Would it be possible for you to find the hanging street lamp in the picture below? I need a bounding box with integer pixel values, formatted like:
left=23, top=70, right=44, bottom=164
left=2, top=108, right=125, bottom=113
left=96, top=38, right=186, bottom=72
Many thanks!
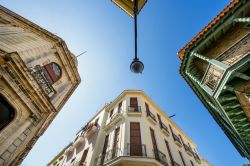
left=111, top=0, right=147, bottom=74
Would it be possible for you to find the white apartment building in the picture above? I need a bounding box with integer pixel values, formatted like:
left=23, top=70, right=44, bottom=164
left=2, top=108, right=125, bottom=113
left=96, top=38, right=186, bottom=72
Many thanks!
left=48, top=90, right=208, bottom=166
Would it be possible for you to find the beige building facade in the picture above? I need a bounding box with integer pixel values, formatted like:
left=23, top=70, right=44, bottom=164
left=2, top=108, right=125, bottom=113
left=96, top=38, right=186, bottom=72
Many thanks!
left=48, top=90, right=208, bottom=166
left=0, top=5, right=80, bottom=165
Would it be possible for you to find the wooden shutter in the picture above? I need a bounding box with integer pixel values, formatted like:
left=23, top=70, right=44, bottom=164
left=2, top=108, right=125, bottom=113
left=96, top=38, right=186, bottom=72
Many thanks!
left=110, top=109, right=114, bottom=117
left=130, top=122, right=142, bottom=156
left=130, top=97, right=138, bottom=112
left=94, top=118, right=99, bottom=126
left=145, top=102, right=150, bottom=115
left=169, top=125, right=175, bottom=140
left=179, top=151, right=186, bottom=166
left=179, top=134, right=184, bottom=144
left=190, top=160, right=194, bottom=166
left=157, top=114, right=163, bottom=128
left=118, top=102, right=122, bottom=113
left=80, top=148, right=89, bottom=163
left=165, top=140, right=174, bottom=166
left=100, top=134, right=109, bottom=164
left=150, top=128, right=159, bottom=160
left=112, top=127, right=120, bottom=158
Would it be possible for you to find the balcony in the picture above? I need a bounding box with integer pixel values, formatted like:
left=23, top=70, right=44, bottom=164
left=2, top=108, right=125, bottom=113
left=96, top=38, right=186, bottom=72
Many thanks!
left=64, top=145, right=74, bottom=160
left=201, top=65, right=224, bottom=91
left=160, top=123, right=170, bottom=136
left=73, top=135, right=85, bottom=148
left=85, top=123, right=98, bottom=139
left=127, top=106, right=142, bottom=116
left=153, top=149, right=169, bottom=166
left=104, top=148, right=123, bottom=164
left=96, top=143, right=170, bottom=166
left=104, top=112, right=124, bottom=131
left=217, top=33, right=250, bottom=66
left=183, top=144, right=193, bottom=157
left=173, top=134, right=182, bottom=147
left=146, top=110, right=157, bottom=125
left=193, top=152, right=201, bottom=164
left=95, top=147, right=123, bottom=166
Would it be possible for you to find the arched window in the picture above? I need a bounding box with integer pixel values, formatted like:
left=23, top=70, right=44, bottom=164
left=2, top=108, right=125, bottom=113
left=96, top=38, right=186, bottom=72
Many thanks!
left=0, top=95, right=15, bottom=131
left=42, top=62, right=62, bottom=84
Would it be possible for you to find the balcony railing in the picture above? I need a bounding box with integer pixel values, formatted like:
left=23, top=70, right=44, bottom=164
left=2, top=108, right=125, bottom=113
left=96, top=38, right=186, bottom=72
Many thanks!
left=104, top=113, right=124, bottom=131
left=95, top=144, right=171, bottom=166
left=75, top=160, right=87, bottom=166
left=193, top=152, right=201, bottom=163
left=110, top=112, right=122, bottom=121
left=183, top=144, right=193, bottom=156
left=160, top=123, right=170, bottom=136
left=146, top=110, right=157, bottom=122
left=153, top=149, right=168, bottom=166
left=95, top=144, right=147, bottom=166
left=31, top=65, right=56, bottom=97
left=127, top=143, right=147, bottom=157
left=200, top=34, right=250, bottom=92
left=103, top=148, right=123, bottom=164
left=202, top=65, right=223, bottom=91
left=128, top=106, right=141, bottom=113
left=65, top=145, right=74, bottom=160
left=73, top=135, right=85, bottom=148
left=173, top=134, right=182, bottom=147
left=217, top=33, right=250, bottom=66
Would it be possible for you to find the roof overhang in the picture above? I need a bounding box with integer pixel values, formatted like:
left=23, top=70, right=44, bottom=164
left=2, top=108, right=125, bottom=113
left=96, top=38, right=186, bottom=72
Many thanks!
left=111, top=0, right=147, bottom=17
left=177, top=0, right=241, bottom=61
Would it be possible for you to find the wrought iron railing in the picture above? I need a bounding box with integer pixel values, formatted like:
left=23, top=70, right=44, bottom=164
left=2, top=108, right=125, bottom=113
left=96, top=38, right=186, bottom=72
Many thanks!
left=193, top=152, right=201, bottom=162
left=127, top=143, right=147, bottom=157
left=31, top=65, right=56, bottom=97
left=217, top=33, right=250, bottom=66
left=201, top=33, right=250, bottom=91
left=153, top=149, right=168, bottom=166
left=95, top=144, right=171, bottom=166
left=146, top=110, right=157, bottom=122
left=183, top=144, right=193, bottom=155
left=103, top=148, right=122, bottom=164
left=202, top=65, right=223, bottom=91
left=160, top=122, right=169, bottom=133
left=75, top=161, right=87, bottom=166
left=110, top=112, right=122, bottom=121
left=173, top=134, right=182, bottom=145
left=80, top=123, right=88, bottom=133
left=95, top=144, right=146, bottom=166
left=128, top=106, right=141, bottom=113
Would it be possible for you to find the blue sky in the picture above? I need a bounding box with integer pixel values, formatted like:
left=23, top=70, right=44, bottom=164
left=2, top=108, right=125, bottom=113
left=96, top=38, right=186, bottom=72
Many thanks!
left=1, top=0, right=248, bottom=166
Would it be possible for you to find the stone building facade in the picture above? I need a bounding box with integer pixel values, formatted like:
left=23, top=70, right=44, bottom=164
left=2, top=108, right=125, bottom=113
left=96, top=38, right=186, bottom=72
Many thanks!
left=48, top=90, right=208, bottom=166
left=178, top=0, right=250, bottom=160
left=0, top=5, right=80, bottom=165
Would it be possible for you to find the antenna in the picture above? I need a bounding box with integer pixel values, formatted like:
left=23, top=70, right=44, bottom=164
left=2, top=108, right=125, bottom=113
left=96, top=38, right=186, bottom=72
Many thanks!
left=76, top=51, right=87, bottom=58
left=169, top=114, right=176, bottom=119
